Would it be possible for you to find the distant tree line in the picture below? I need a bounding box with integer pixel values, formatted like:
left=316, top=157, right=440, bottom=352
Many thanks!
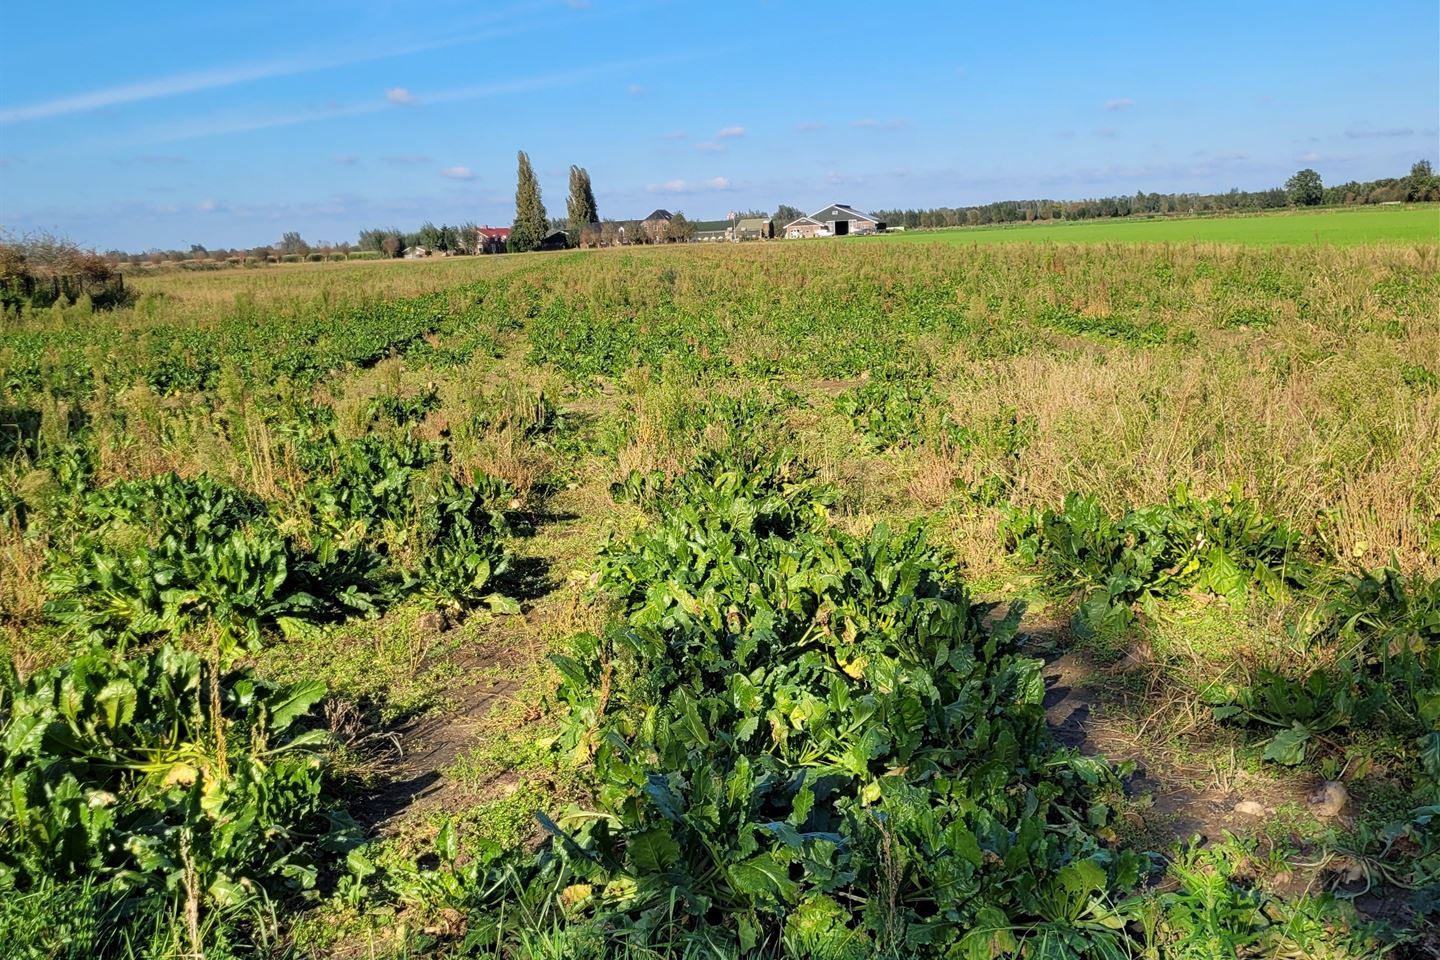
left=87, top=160, right=1438, bottom=263
left=875, top=161, right=1439, bottom=230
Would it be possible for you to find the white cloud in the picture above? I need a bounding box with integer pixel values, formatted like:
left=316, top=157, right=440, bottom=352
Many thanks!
left=441, top=165, right=475, bottom=180
left=647, top=176, right=732, bottom=194
left=1297, top=151, right=1321, bottom=162
left=196, top=199, right=218, bottom=212
left=696, top=141, right=725, bottom=153
left=627, top=83, right=645, bottom=95
left=386, top=87, right=417, bottom=105
left=716, top=125, right=745, bottom=138
left=850, top=118, right=908, bottom=129
left=1094, top=127, right=1119, bottom=138
left=662, top=130, right=688, bottom=140
left=1104, top=98, right=1135, bottom=110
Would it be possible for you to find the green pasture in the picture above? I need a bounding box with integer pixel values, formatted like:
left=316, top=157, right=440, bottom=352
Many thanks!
left=876, top=203, right=1439, bottom=246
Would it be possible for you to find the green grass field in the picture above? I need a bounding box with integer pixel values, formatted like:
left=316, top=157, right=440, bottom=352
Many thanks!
left=877, top=203, right=1440, bottom=246
left=2, top=240, right=1438, bottom=957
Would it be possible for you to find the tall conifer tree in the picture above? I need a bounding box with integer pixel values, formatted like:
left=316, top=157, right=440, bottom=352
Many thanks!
left=567, top=165, right=599, bottom=245
left=510, top=150, right=547, bottom=252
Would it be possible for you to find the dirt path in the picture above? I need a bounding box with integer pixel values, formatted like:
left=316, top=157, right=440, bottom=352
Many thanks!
left=1026, top=618, right=1311, bottom=847
left=354, top=490, right=605, bottom=831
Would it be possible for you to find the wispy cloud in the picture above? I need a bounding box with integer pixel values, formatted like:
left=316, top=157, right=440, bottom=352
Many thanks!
left=1104, top=98, right=1135, bottom=110
left=386, top=87, right=417, bottom=106
left=715, top=125, right=745, bottom=138
left=441, top=165, right=476, bottom=180
left=1344, top=126, right=1413, bottom=139
left=627, top=83, right=645, bottom=95
left=142, top=100, right=389, bottom=144
left=695, top=141, right=725, bottom=153
left=332, top=154, right=359, bottom=166
left=661, top=130, right=688, bottom=140
left=850, top=117, right=908, bottom=129
left=1094, top=127, right=1119, bottom=138
left=382, top=154, right=431, bottom=165
left=0, top=4, right=581, bottom=126
left=113, top=154, right=187, bottom=166
left=796, top=121, right=824, bottom=131
left=0, top=59, right=329, bottom=125
left=134, top=55, right=696, bottom=145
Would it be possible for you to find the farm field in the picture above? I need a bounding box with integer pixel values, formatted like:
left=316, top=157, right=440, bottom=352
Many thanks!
left=876, top=203, right=1440, bottom=247
left=2, top=239, right=1439, bottom=958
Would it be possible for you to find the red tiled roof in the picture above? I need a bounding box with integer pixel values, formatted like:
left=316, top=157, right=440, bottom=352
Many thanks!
left=477, top=226, right=511, bottom=239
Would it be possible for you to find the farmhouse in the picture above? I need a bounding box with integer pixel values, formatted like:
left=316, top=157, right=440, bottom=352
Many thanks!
left=735, top=217, right=774, bottom=241
left=639, top=208, right=673, bottom=243
left=782, top=203, right=885, bottom=238
left=782, top=217, right=824, bottom=239
left=538, top=229, right=569, bottom=251
left=476, top=225, right=510, bottom=254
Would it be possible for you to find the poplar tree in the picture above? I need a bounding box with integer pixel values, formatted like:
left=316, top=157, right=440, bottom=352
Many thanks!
left=510, top=150, right=547, bottom=252
left=566, top=165, right=599, bottom=246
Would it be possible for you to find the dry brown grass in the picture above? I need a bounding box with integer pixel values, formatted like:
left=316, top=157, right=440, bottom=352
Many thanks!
left=0, top=513, right=45, bottom=628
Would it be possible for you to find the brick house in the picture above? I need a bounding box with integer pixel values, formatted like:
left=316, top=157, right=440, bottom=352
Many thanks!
left=782, top=203, right=885, bottom=238
left=476, top=225, right=511, bottom=254
left=782, top=216, right=825, bottom=239
left=640, top=209, right=673, bottom=243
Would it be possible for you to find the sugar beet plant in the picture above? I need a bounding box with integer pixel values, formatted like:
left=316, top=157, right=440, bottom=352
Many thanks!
left=523, top=454, right=1142, bottom=957
left=0, top=644, right=353, bottom=957
left=1003, top=486, right=1309, bottom=639
left=1212, top=567, right=1440, bottom=780
left=3, top=408, right=521, bottom=951
left=39, top=432, right=517, bottom=652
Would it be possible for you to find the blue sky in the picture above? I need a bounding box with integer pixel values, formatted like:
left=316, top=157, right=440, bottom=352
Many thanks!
left=1, top=1, right=1436, bottom=251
